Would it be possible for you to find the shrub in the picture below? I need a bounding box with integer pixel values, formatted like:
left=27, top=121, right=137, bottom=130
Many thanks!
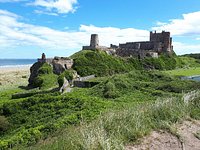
left=33, top=76, right=43, bottom=88
left=33, top=74, right=58, bottom=89
left=58, top=75, right=64, bottom=87
left=31, top=63, right=58, bottom=89
left=57, top=70, right=75, bottom=87
left=38, top=63, right=53, bottom=75
left=0, top=116, right=10, bottom=132
left=103, top=81, right=119, bottom=98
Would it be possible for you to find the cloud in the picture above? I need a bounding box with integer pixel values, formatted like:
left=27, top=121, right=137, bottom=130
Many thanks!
left=153, top=11, right=200, bottom=36
left=0, top=9, right=199, bottom=56
left=30, top=0, right=78, bottom=14
left=0, top=0, right=27, bottom=2
left=0, top=10, right=149, bottom=52
left=173, top=42, right=200, bottom=55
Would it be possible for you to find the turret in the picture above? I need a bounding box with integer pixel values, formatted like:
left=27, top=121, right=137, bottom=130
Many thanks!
left=90, top=34, right=99, bottom=48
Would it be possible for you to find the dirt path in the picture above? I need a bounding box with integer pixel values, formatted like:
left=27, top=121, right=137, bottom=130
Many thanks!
left=126, top=120, right=200, bottom=150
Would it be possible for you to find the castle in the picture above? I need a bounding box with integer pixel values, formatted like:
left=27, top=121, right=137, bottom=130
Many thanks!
left=82, top=31, right=174, bottom=58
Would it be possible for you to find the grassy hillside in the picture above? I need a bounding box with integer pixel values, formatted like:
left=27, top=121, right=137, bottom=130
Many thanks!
left=29, top=91, right=200, bottom=150
left=71, top=50, right=129, bottom=77
left=71, top=50, right=200, bottom=77
left=1, top=69, right=200, bottom=149
left=165, top=67, right=200, bottom=76
left=182, top=53, right=200, bottom=60
left=1, top=51, right=200, bottom=149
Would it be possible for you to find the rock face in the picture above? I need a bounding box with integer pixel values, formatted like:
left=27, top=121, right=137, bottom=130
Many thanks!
left=59, top=77, right=70, bottom=93
left=28, top=56, right=74, bottom=86
left=52, top=57, right=74, bottom=74
left=28, top=62, right=43, bottom=86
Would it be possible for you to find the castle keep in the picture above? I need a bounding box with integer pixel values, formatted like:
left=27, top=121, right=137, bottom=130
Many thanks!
left=82, top=34, right=110, bottom=51
left=82, top=31, right=174, bottom=58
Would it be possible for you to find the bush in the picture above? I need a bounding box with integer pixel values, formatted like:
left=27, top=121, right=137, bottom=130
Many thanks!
left=31, top=63, right=58, bottom=89
left=103, top=81, right=119, bottom=98
left=57, top=70, right=75, bottom=87
left=58, top=75, right=64, bottom=87
left=38, top=63, right=53, bottom=75
left=0, top=116, right=10, bottom=132
left=33, top=74, right=58, bottom=89
left=33, top=76, right=43, bottom=88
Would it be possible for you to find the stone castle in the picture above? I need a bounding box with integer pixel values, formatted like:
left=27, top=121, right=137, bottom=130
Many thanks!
left=83, top=31, right=174, bottom=58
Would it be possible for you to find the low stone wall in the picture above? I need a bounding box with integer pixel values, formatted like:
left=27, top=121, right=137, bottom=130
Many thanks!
left=73, top=81, right=99, bottom=88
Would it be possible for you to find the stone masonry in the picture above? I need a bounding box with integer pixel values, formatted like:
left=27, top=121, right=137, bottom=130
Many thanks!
left=83, top=31, right=174, bottom=58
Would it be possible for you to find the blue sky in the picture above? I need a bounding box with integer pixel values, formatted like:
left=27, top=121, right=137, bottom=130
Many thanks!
left=0, top=0, right=200, bottom=58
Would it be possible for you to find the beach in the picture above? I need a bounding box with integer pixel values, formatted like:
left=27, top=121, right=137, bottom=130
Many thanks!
left=0, top=65, right=31, bottom=88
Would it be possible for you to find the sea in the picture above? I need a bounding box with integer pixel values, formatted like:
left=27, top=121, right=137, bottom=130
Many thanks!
left=182, top=75, right=200, bottom=82
left=0, top=59, right=37, bottom=68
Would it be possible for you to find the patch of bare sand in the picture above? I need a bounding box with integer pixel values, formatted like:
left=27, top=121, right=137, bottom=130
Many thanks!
left=126, top=120, right=200, bottom=150
left=0, top=66, right=30, bottom=87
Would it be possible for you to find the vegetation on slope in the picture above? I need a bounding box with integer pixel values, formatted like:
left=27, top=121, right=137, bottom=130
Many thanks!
left=182, top=53, right=200, bottom=60
left=72, top=50, right=128, bottom=77
left=1, top=51, right=200, bottom=149
left=71, top=50, right=200, bottom=77
left=29, top=91, right=200, bottom=150
left=165, top=67, right=200, bottom=76
left=57, top=69, right=76, bottom=87
left=32, top=63, right=58, bottom=89
left=1, top=70, right=200, bottom=149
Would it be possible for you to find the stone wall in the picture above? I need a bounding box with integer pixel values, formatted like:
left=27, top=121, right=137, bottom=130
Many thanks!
left=83, top=31, right=173, bottom=59
left=119, top=41, right=154, bottom=50
left=37, top=55, right=74, bottom=75
left=73, top=81, right=99, bottom=88
left=117, top=31, right=173, bottom=57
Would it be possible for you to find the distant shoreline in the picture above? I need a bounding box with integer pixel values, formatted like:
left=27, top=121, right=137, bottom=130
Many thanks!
left=0, top=64, right=32, bottom=68
left=0, top=65, right=30, bottom=74
left=0, top=59, right=36, bottom=68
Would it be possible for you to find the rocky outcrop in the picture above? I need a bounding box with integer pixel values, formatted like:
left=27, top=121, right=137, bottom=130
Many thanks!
left=28, top=62, right=43, bottom=86
left=52, top=57, right=73, bottom=74
left=59, top=77, right=71, bottom=93
left=28, top=56, right=74, bottom=86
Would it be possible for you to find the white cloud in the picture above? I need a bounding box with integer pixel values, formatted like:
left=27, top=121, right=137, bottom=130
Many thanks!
left=153, top=11, right=200, bottom=36
left=1, top=9, right=199, bottom=56
left=34, top=9, right=58, bottom=16
left=173, top=42, right=200, bottom=55
left=31, top=0, right=78, bottom=14
left=0, top=9, right=149, bottom=53
left=0, top=0, right=27, bottom=2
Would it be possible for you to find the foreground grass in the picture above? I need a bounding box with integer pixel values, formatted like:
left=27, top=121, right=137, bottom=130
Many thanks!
left=165, top=67, right=200, bottom=76
left=1, top=70, right=200, bottom=149
left=28, top=90, right=200, bottom=150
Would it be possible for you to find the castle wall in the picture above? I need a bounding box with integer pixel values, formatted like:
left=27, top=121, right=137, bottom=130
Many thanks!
left=37, top=58, right=53, bottom=63
left=119, top=41, right=154, bottom=50
left=82, top=31, right=173, bottom=59
left=150, top=31, right=172, bottom=52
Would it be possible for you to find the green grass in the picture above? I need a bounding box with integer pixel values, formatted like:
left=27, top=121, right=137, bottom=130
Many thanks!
left=27, top=90, right=200, bottom=150
left=164, top=67, right=200, bottom=76
left=1, top=70, right=200, bottom=149
left=1, top=53, right=200, bottom=149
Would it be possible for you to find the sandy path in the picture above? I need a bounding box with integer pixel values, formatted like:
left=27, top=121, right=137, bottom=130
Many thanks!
left=126, top=120, right=200, bottom=150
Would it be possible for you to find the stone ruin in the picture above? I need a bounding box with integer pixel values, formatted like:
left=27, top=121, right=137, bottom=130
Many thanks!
left=29, top=54, right=74, bottom=87
left=82, top=34, right=116, bottom=55
left=82, top=31, right=174, bottom=58
left=37, top=54, right=74, bottom=74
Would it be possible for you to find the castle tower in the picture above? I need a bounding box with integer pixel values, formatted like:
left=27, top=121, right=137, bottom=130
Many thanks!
left=150, top=31, right=172, bottom=53
left=90, top=34, right=99, bottom=48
